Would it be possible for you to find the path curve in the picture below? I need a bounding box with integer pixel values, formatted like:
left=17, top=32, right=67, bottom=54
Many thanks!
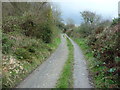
left=66, top=34, right=92, bottom=88
left=17, top=34, right=68, bottom=88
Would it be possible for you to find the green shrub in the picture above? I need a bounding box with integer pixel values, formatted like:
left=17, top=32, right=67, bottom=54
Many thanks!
left=34, top=23, right=53, bottom=43
left=2, top=16, right=23, bottom=33
left=111, top=18, right=120, bottom=26
left=78, top=23, right=92, bottom=37
left=28, top=46, right=36, bottom=53
left=2, top=33, right=14, bottom=54
left=3, top=16, right=54, bottom=44
left=20, top=17, right=53, bottom=43
left=14, top=48, right=32, bottom=60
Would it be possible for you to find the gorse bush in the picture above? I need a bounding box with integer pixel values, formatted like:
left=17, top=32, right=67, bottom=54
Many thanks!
left=111, top=18, right=120, bottom=26
left=2, top=2, right=58, bottom=44
left=2, top=33, right=14, bottom=54
left=35, top=23, right=53, bottom=43
left=86, top=19, right=120, bottom=87
left=28, top=46, right=36, bottom=53
left=2, top=17, right=22, bottom=33
left=2, top=16, right=54, bottom=43
left=14, top=48, right=32, bottom=60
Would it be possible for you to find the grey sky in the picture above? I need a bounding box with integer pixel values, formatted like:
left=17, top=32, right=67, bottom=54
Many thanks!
left=52, top=0, right=120, bottom=25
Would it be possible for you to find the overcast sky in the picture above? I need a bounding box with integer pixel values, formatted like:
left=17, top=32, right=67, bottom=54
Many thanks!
left=51, top=0, right=120, bottom=25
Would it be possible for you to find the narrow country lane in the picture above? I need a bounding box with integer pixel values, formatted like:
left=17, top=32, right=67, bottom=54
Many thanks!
left=17, top=34, right=68, bottom=88
left=66, top=34, right=93, bottom=88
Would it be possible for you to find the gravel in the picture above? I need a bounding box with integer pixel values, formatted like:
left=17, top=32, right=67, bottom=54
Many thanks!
left=66, top=34, right=93, bottom=88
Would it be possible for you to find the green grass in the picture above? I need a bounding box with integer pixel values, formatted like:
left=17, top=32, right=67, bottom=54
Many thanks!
left=56, top=38, right=74, bottom=88
left=73, top=38, right=118, bottom=88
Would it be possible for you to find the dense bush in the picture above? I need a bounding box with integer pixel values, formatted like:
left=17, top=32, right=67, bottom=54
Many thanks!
left=35, top=23, right=53, bottom=43
left=14, top=48, right=32, bottom=60
left=88, top=23, right=120, bottom=61
left=2, top=33, right=14, bottom=54
left=2, top=2, right=58, bottom=44
left=111, top=18, right=120, bottom=26
left=2, top=16, right=54, bottom=43
left=67, top=10, right=120, bottom=87
left=88, top=23, right=120, bottom=87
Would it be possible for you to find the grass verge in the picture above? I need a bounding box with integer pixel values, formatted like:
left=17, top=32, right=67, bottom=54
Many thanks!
left=56, top=37, right=74, bottom=88
left=73, top=38, right=118, bottom=88
left=2, top=33, right=61, bottom=88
